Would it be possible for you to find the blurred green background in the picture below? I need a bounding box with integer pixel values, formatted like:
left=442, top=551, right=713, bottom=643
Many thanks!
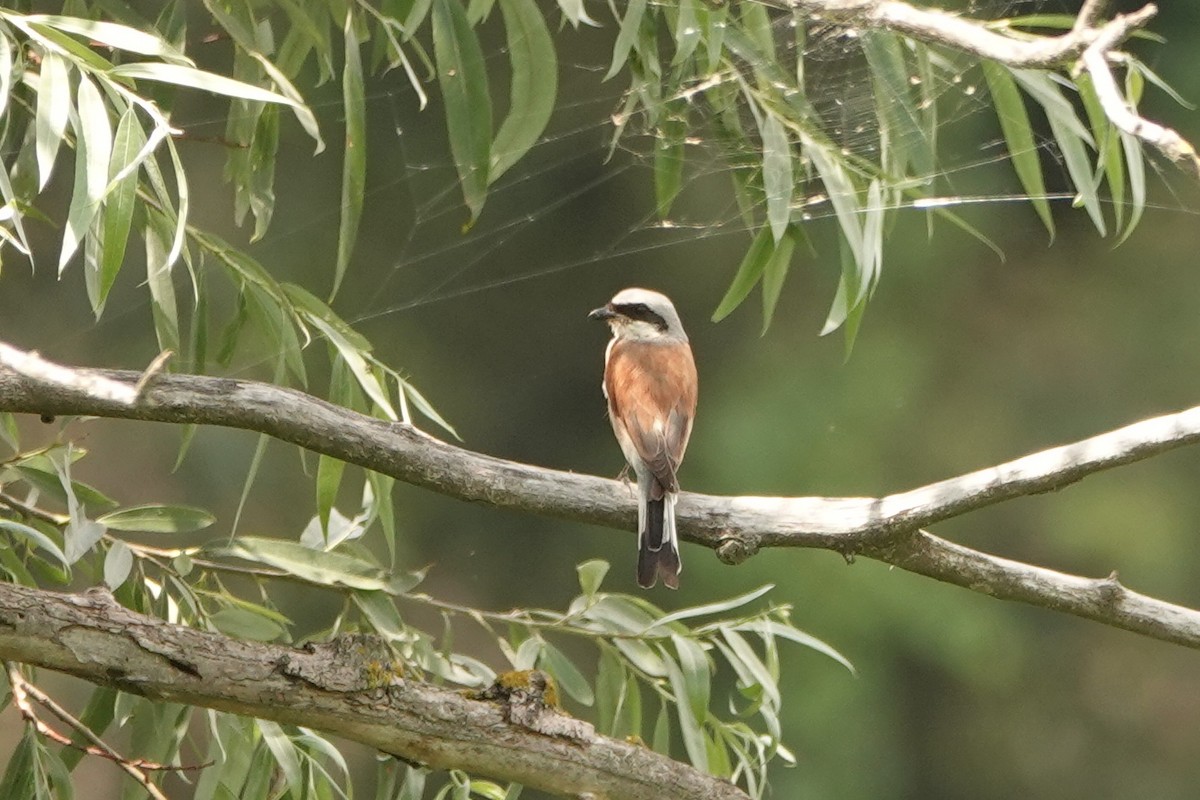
left=4, top=1, right=1200, bottom=797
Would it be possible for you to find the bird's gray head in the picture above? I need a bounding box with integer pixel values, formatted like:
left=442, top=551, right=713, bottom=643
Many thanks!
left=588, top=288, right=688, bottom=342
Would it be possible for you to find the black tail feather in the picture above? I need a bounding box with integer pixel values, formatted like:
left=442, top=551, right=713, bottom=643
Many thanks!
left=637, top=497, right=680, bottom=589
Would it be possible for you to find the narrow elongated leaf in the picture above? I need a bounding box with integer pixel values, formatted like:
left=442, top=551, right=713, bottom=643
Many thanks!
left=538, top=643, right=594, bottom=705
left=216, top=536, right=405, bottom=593
left=605, top=0, right=645, bottom=80
left=60, top=75, right=112, bottom=275
left=1118, top=131, right=1145, bottom=244
left=433, top=0, right=492, bottom=221
left=761, top=225, right=798, bottom=333
left=758, top=112, right=791, bottom=243
left=663, top=644, right=708, bottom=770
left=712, top=226, right=773, bottom=321
left=0, top=519, right=68, bottom=566
left=103, top=540, right=133, bottom=589
left=98, top=107, right=144, bottom=309
left=981, top=61, right=1053, bottom=238
left=0, top=31, right=13, bottom=120
left=648, top=585, right=775, bottom=630
left=333, top=11, right=366, bottom=300
left=35, top=51, right=70, bottom=190
left=490, top=0, right=556, bottom=182
left=316, top=454, right=346, bottom=532
left=97, top=504, right=216, bottom=533
left=1047, top=110, right=1105, bottom=235
left=26, top=15, right=192, bottom=63
left=655, top=114, right=685, bottom=217
left=111, top=62, right=299, bottom=106
left=145, top=214, right=181, bottom=353
left=673, top=0, right=700, bottom=65
left=804, top=135, right=864, bottom=265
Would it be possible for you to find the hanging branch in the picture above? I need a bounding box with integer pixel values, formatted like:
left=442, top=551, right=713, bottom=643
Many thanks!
left=790, top=0, right=1200, bottom=177
left=2, top=350, right=1200, bottom=647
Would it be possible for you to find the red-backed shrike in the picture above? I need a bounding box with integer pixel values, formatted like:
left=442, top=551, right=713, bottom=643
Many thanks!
left=590, top=288, right=697, bottom=589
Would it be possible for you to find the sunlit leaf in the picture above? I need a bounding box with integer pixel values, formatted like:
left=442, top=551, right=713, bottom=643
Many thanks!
left=758, top=112, right=791, bottom=243
left=103, top=540, right=134, bottom=589
left=61, top=75, right=113, bottom=275
left=111, top=62, right=300, bottom=106
left=26, top=14, right=192, bottom=63
left=211, top=606, right=286, bottom=641
left=216, top=536, right=412, bottom=593
left=35, top=51, right=70, bottom=191
left=97, top=504, right=216, bottom=533
left=97, top=107, right=145, bottom=310
left=0, top=519, right=68, bottom=567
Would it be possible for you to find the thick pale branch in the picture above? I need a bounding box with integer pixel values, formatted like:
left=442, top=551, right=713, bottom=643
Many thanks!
left=0, top=583, right=746, bottom=800
left=2, top=359, right=1200, bottom=647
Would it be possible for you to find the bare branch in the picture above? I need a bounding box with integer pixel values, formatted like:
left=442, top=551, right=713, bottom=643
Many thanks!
left=2, top=356, right=1200, bottom=646
left=5, top=661, right=170, bottom=800
left=0, top=584, right=746, bottom=800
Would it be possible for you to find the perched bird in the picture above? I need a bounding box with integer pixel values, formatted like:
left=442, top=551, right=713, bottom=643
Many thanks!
left=589, top=288, right=697, bottom=589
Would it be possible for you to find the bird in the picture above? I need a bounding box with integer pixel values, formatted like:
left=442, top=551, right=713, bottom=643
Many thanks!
left=589, top=288, right=697, bottom=589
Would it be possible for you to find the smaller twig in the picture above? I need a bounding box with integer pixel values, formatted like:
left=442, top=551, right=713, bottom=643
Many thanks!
left=4, top=663, right=171, bottom=800
left=1082, top=23, right=1200, bottom=178
left=0, top=492, right=68, bottom=526
left=134, top=351, right=174, bottom=399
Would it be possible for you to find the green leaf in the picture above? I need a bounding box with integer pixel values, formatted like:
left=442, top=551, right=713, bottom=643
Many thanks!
left=804, top=135, right=864, bottom=267
left=655, top=113, right=686, bottom=217
left=672, top=0, right=701, bottom=65
left=26, top=14, right=192, bottom=63
left=761, top=225, right=797, bottom=333
left=110, top=63, right=300, bottom=106
left=0, top=519, right=68, bottom=567
left=712, top=226, right=773, bottom=321
left=758, top=112, right=792, bottom=244
left=649, top=585, right=775, bottom=630
left=144, top=213, right=181, bottom=353
left=1118, top=131, right=1145, bottom=245
left=663, top=643, right=707, bottom=770
left=671, top=634, right=711, bottom=723
left=538, top=643, right=594, bottom=705
left=216, top=536, right=410, bottom=593
left=1047, top=107, right=1105, bottom=236
left=97, top=504, right=216, bottom=533
left=35, top=51, right=70, bottom=191
left=333, top=11, right=366, bottom=300
left=316, top=455, right=346, bottom=534
left=576, top=559, right=609, bottom=597
left=257, top=720, right=304, bottom=792
left=555, top=0, right=598, bottom=28
left=211, top=605, right=287, bottom=641
left=97, top=107, right=145, bottom=311
left=744, top=618, right=856, bottom=674
left=60, top=687, right=117, bottom=770
left=60, top=75, right=113, bottom=275
left=981, top=61, right=1054, bottom=238
left=433, top=0, right=492, bottom=222
left=103, top=540, right=133, bottom=589
left=489, top=0, right=556, bottom=183
left=605, top=0, right=645, bottom=81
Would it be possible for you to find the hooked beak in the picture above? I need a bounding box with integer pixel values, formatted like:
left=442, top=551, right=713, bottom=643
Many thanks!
left=588, top=305, right=616, bottom=321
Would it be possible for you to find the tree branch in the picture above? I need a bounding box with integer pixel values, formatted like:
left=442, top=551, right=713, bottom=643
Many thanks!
left=2, top=354, right=1200, bottom=647
left=0, top=583, right=747, bottom=800
left=791, top=0, right=1200, bottom=177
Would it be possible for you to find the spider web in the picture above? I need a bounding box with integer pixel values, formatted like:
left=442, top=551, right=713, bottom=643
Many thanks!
left=65, top=0, right=1192, bottom=363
